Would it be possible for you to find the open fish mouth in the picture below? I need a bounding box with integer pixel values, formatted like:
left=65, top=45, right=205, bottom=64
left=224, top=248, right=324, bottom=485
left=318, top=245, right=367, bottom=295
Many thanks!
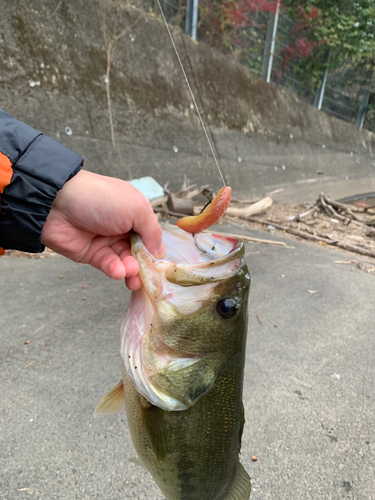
left=120, top=222, right=248, bottom=411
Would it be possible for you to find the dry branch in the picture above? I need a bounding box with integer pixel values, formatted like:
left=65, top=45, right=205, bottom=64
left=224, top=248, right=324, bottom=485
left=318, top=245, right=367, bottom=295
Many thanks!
left=153, top=207, right=188, bottom=218
left=245, top=192, right=375, bottom=260
left=151, top=195, right=168, bottom=208
left=335, top=242, right=375, bottom=259
left=167, top=194, right=194, bottom=215
left=194, top=196, right=273, bottom=219
left=99, top=7, right=142, bottom=149
left=247, top=217, right=337, bottom=245
left=210, top=231, right=292, bottom=248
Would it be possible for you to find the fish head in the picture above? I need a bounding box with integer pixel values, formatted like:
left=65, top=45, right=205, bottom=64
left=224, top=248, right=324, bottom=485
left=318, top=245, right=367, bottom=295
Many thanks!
left=121, top=223, right=250, bottom=411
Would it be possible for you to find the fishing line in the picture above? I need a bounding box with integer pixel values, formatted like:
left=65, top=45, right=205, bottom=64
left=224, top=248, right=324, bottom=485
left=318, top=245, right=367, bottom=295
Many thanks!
left=178, top=31, right=221, bottom=170
left=155, top=0, right=226, bottom=187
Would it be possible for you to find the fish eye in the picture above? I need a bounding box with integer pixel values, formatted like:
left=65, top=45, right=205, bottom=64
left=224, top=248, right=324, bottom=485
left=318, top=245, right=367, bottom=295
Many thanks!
left=216, top=298, right=238, bottom=319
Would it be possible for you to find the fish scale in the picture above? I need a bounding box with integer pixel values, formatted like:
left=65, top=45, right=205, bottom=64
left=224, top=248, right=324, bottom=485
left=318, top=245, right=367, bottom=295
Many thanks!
left=123, top=361, right=248, bottom=500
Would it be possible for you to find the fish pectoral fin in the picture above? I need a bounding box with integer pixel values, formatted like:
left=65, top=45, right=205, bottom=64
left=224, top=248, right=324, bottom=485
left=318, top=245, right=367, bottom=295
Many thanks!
left=150, top=354, right=224, bottom=408
left=94, top=381, right=126, bottom=417
left=225, top=462, right=251, bottom=500
left=140, top=401, right=168, bottom=467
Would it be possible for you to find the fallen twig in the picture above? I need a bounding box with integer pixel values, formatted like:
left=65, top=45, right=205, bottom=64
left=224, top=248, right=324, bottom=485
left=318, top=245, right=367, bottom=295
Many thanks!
left=153, top=207, right=187, bottom=218
left=325, top=196, right=364, bottom=214
left=231, top=197, right=260, bottom=205
left=287, top=205, right=317, bottom=222
left=319, top=194, right=345, bottom=221
left=335, top=242, right=375, bottom=259
left=266, top=188, right=285, bottom=197
left=195, top=197, right=273, bottom=219
left=51, top=0, right=62, bottom=16
left=24, top=360, right=36, bottom=369
left=319, top=194, right=375, bottom=228
left=211, top=230, right=293, bottom=248
left=151, top=195, right=168, bottom=208
left=244, top=193, right=375, bottom=260
left=247, top=217, right=337, bottom=245
left=335, top=260, right=375, bottom=274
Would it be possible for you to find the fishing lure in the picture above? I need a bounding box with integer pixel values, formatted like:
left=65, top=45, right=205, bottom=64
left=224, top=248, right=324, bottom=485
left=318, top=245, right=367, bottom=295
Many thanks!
left=175, top=186, right=232, bottom=233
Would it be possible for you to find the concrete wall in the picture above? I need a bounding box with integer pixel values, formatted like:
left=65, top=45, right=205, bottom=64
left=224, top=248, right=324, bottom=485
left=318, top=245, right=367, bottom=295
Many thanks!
left=1, top=0, right=375, bottom=198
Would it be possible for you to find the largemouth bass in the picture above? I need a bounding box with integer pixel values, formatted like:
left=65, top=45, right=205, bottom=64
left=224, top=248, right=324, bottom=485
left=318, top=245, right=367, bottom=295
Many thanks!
left=96, top=222, right=251, bottom=500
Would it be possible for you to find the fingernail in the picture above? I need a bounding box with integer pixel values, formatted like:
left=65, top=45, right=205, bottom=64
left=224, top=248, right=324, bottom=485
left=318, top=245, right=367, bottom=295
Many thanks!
left=155, top=244, right=167, bottom=259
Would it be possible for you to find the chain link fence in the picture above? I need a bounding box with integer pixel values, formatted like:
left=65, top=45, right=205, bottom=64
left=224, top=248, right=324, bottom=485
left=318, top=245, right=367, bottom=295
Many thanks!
left=135, top=0, right=184, bottom=26
left=133, top=0, right=375, bottom=133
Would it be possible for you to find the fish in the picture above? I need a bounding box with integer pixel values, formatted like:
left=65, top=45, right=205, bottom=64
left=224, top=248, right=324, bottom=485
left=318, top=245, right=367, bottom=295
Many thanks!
left=95, top=222, right=251, bottom=500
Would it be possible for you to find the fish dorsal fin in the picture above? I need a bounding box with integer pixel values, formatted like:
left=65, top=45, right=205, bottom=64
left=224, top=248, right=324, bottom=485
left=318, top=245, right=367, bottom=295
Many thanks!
left=225, top=462, right=251, bottom=500
left=140, top=401, right=168, bottom=466
left=94, top=381, right=126, bottom=417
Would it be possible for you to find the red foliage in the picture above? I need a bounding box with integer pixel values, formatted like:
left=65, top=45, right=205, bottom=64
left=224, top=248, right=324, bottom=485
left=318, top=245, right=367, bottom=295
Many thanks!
left=199, top=0, right=321, bottom=79
left=275, top=37, right=316, bottom=81
left=307, top=6, right=320, bottom=20
left=295, top=4, right=321, bottom=26
left=295, top=37, right=315, bottom=58
left=206, top=0, right=280, bottom=30
left=247, top=0, right=280, bottom=13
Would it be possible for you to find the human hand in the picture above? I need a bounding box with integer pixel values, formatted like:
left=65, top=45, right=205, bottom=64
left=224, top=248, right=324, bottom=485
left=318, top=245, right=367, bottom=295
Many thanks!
left=41, top=170, right=166, bottom=290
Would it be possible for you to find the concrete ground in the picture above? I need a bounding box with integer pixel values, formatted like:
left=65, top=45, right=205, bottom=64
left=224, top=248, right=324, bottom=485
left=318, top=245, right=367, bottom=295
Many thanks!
left=1, top=222, right=374, bottom=500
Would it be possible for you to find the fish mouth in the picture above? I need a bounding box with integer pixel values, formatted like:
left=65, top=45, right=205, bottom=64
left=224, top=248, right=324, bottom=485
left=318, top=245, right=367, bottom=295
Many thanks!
left=120, top=223, right=246, bottom=411
left=157, top=224, right=242, bottom=266
left=133, top=223, right=243, bottom=288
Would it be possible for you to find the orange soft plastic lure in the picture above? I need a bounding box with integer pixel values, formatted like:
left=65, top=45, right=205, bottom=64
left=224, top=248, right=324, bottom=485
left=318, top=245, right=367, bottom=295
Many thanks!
left=175, top=186, right=232, bottom=234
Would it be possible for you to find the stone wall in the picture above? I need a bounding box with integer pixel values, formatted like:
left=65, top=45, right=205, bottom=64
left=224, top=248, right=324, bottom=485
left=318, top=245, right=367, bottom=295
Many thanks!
left=1, top=0, right=374, bottom=196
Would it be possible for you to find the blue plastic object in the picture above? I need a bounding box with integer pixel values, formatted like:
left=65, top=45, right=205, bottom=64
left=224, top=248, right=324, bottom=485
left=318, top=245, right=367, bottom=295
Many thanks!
left=129, top=177, right=165, bottom=202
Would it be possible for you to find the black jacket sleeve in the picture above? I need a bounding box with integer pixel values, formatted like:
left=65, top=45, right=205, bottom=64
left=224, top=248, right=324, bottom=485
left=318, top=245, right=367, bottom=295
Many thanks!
left=0, top=109, right=83, bottom=252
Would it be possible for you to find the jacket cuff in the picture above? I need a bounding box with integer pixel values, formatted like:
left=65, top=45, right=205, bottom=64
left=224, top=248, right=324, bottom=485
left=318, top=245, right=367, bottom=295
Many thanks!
left=0, top=135, right=83, bottom=252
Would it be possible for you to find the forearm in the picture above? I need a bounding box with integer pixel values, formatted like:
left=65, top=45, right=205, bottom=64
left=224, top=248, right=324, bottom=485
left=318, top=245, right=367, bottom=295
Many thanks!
left=0, top=109, right=83, bottom=252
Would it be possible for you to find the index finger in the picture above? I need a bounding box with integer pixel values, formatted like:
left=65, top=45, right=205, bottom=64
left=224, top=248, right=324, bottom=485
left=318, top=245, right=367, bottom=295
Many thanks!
left=132, top=197, right=166, bottom=259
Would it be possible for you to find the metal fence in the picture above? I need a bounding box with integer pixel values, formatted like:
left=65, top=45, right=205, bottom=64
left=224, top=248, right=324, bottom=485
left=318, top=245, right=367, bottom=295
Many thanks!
left=134, top=0, right=375, bottom=133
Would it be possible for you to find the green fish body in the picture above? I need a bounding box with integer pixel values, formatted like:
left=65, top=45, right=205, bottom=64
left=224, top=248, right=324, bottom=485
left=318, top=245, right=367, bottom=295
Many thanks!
left=96, top=223, right=251, bottom=500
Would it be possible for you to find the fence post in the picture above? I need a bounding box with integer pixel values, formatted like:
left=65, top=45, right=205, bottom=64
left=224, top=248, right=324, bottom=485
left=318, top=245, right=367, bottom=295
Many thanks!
left=314, top=49, right=330, bottom=110
left=356, top=70, right=373, bottom=128
left=261, top=0, right=281, bottom=83
left=185, top=0, right=199, bottom=40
